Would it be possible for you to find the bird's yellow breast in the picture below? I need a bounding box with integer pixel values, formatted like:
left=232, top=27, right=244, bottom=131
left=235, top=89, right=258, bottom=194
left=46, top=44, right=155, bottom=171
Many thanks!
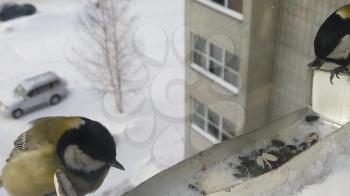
left=336, top=5, right=350, bottom=19
left=2, top=145, right=63, bottom=196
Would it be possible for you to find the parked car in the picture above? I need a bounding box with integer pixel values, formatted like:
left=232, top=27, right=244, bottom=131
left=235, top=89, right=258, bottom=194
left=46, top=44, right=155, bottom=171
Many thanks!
left=0, top=3, right=36, bottom=21
left=0, top=72, right=69, bottom=119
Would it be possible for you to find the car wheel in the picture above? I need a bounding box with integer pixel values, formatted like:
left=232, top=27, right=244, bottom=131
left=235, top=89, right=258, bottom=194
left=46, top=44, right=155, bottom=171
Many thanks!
left=50, top=95, right=62, bottom=105
left=12, top=109, right=23, bottom=119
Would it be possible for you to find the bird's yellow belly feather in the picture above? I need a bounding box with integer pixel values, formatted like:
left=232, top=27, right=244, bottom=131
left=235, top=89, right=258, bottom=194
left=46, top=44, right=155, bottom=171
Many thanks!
left=2, top=145, right=63, bottom=196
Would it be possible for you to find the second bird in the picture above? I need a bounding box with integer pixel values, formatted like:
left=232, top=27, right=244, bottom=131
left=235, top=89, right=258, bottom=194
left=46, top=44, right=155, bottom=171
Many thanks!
left=309, top=4, right=350, bottom=84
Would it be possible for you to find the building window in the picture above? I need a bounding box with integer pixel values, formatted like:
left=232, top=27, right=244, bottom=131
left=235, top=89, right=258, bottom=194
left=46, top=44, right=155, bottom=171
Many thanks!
left=227, top=0, right=242, bottom=13
left=191, top=98, right=235, bottom=142
left=209, top=0, right=243, bottom=13
left=194, top=35, right=206, bottom=52
left=192, top=34, right=240, bottom=90
left=210, top=43, right=223, bottom=61
left=193, top=35, right=207, bottom=69
left=212, top=0, right=224, bottom=6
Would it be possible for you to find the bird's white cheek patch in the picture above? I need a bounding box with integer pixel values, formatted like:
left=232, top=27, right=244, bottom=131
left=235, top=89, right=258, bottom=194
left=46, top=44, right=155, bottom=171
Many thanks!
left=63, top=145, right=105, bottom=173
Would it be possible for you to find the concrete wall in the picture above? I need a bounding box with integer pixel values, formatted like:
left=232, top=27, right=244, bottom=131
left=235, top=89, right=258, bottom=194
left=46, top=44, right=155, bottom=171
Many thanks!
left=187, top=127, right=215, bottom=153
left=184, top=0, right=249, bottom=156
left=185, top=0, right=278, bottom=156
left=244, top=0, right=279, bottom=131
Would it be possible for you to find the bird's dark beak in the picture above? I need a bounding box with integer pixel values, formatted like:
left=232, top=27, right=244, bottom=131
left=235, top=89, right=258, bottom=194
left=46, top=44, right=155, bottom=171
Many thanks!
left=109, top=160, right=125, bottom=171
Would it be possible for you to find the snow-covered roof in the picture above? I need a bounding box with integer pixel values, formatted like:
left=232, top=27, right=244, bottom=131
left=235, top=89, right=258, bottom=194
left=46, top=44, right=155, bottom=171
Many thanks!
left=19, top=71, right=59, bottom=91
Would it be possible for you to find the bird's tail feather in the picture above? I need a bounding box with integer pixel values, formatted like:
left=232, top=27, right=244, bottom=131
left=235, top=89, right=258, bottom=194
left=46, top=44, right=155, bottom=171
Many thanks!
left=308, top=58, right=325, bottom=69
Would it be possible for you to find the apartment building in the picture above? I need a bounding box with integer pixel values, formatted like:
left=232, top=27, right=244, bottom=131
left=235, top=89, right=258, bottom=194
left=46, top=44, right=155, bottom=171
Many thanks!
left=185, top=0, right=349, bottom=157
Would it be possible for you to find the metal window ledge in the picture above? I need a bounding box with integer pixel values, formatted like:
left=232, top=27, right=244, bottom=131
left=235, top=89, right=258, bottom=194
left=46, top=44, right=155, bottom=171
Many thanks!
left=123, top=108, right=344, bottom=196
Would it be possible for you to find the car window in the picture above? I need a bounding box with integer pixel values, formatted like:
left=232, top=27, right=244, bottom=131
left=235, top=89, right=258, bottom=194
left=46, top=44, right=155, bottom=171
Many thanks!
left=27, top=89, right=39, bottom=97
left=26, top=80, right=61, bottom=98
left=14, top=84, right=27, bottom=97
left=49, top=80, right=60, bottom=88
left=38, top=84, right=51, bottom=92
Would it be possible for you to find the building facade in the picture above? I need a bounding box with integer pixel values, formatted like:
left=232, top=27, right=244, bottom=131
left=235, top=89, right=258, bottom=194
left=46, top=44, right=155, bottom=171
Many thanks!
left=185, top=0, right=349, bottom=157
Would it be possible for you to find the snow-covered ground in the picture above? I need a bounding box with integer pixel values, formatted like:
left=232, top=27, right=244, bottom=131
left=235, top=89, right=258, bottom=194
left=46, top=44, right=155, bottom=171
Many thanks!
left=0, top=0, right=184, bottom=195
left=297, top=160, right=350, bottom=196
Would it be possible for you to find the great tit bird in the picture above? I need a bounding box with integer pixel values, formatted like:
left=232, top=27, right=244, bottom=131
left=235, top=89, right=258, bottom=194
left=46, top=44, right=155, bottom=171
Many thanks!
left=309, top=4, right=350, bottom=84
left=0, top=116, right=125, bottom=196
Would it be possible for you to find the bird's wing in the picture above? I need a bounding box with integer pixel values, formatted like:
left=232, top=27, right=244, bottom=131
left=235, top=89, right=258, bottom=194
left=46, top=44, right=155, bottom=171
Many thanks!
left=7, top=128, right=37, bottom=161
left=7, top=117, right=82, bottom=162
left=315, top=6, right=350, bottom=58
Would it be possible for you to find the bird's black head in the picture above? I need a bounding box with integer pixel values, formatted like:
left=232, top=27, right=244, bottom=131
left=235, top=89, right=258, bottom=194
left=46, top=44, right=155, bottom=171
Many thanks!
left=57, top=117, right=125, bottom=173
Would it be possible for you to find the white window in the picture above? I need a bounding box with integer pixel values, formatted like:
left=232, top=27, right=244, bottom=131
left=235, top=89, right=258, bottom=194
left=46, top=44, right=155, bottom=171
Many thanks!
left=193, top=35, right=207, bottom=69
left=192, top=34, right=240, bottom=90
left=210, top=0, right=243, bottom=13
left=191, top=98, right=235, bottom=142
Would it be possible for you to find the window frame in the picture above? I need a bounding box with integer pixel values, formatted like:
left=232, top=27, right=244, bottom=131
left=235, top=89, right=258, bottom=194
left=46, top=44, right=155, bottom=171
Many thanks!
left=226, top=0, right=243, bottom=13
left=196, top=0, right=243, bottom=21
left=191, top=34, right=240, bottom=94
left=191, top=98, right=235, bottom=143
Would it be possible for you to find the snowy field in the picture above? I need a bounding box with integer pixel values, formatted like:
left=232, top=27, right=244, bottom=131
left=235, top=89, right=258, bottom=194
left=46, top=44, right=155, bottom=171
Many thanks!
left=0, top=0, right=185, bottom=195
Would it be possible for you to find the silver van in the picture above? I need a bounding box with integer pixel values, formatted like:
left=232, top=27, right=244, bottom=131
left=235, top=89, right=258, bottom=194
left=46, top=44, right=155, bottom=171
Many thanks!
left=0, top=71, right=69, bottom=118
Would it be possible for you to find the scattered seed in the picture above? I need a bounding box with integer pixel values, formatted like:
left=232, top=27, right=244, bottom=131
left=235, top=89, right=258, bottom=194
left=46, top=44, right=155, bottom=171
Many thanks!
left=271, top=140, right=285, bottom=147
left=305, top=115, right=320, bottom=122
left=188, top=184, right=200, bottom=192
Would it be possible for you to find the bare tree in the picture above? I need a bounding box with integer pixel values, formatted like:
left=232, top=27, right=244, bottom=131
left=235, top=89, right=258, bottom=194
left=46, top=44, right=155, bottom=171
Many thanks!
left=74, top=0, right=142, bottom=113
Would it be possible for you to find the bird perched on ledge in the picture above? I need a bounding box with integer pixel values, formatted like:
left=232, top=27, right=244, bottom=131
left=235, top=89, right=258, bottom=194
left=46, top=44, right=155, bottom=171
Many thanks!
left=309, top=4, right=350, bottom=84
left=0, top=117, right=124, bottom=196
